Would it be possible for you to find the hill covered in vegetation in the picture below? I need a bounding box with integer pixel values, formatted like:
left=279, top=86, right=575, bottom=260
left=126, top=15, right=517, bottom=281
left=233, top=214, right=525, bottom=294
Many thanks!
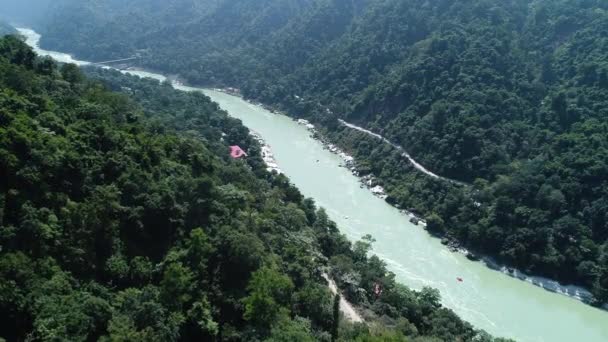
left=0, top=36, right=512, bottom=341
left=33, top=0, right=608, bottom=304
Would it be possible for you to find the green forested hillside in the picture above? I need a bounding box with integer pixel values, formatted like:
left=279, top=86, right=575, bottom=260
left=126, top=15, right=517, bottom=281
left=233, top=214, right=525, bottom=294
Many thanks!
left=36, top=0, right=608, bottom=303
left=0, top=37, right=510, bottom=341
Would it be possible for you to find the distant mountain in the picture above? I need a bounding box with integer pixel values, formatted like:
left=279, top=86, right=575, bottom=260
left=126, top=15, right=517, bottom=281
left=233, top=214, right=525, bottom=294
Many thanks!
left=0, top=0, right=56, bottom=27
left=0, top=21, right=15, bottom=35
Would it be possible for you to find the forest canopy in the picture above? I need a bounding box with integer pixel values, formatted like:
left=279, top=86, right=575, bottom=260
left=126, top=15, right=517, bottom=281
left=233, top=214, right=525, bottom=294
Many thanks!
left=33, top=0, right=608, bottom=304
left=0, top=36, right=510, bottom=341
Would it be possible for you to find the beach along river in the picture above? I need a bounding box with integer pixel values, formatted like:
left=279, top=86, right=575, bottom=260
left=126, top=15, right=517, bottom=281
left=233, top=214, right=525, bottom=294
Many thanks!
left=18, top=27, right=608, bottom=342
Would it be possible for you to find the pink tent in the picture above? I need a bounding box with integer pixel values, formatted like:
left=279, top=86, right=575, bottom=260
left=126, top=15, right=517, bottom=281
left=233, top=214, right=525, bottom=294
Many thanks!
left=230, top=145, right=248, bottom=159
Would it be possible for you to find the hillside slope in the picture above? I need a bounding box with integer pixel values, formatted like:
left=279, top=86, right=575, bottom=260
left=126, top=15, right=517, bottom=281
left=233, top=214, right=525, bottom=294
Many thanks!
left=36, top=0, right=608, bottom=304
left=0, top=36, right=511, bottom=341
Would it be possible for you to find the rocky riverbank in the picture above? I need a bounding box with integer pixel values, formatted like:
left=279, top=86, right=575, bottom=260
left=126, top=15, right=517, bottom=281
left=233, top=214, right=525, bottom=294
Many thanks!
left=306, top=115, right=605, bottom=308
left=295, top=119, right=393, bottom=201
left=213, top=87, right=606, bottom=308
left=293, top=119, right=438, bottom=232
left=249, top=131, right=282, bottom=174
left=482, top=257, right=597, bottom=305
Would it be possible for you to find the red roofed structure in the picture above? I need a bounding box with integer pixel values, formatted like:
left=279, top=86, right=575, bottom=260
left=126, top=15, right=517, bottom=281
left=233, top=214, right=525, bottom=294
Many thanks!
left=230, top=145, right=248, bottom=159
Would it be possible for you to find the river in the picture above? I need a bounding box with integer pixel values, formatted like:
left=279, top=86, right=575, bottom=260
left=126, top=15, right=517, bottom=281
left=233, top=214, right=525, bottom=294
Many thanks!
left=17, top=27, right=608, bottom=342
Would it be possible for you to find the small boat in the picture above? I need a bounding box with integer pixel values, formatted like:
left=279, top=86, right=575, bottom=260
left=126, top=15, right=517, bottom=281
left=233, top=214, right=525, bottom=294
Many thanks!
left=457, top=277, right=463, bottom=282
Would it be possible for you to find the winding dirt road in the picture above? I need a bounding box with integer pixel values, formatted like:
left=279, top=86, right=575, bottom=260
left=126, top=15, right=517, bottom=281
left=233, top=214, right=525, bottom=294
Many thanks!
left=338, top=119, right=465, bottom=186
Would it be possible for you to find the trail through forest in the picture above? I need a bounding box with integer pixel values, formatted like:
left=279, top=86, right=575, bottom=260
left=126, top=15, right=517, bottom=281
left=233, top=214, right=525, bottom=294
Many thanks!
left=322, top=273, right=364, bottom=323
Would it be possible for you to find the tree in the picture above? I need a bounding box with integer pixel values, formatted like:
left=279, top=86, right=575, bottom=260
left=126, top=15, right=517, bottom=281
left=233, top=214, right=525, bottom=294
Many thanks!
left=418, top=287, right=441, bottom=312
left=186, top=299, right=218, bottom=337
left=264, top=317, right=316, bottom=342
left=293, top=283, right=333, bottom=329
left=31, top=274, right=112, bottom=342
left=60, top=63, right=84, bottom=84
left=185, top=228, right=214, bottom=277
left=426, top=213, right=445, bottom=235
left=160, top=262, right=194, bottom=310
left=354, top=234, right=376, bottom=262
left=243, top=267, right=294, bottom=328
left=331, top=294, right=341, bottom=342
